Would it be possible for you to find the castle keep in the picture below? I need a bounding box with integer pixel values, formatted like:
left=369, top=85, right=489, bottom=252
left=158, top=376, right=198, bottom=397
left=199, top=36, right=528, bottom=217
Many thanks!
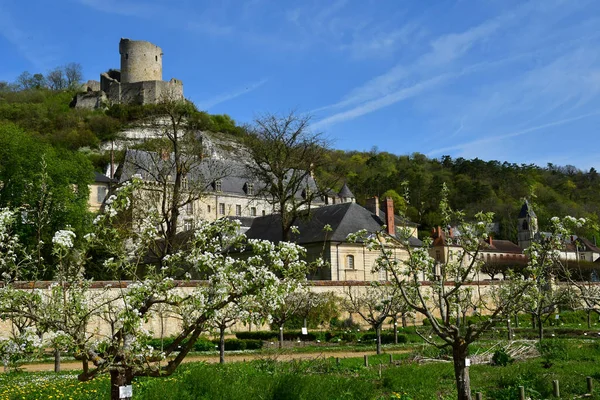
left=75, top=38, right=184, bottom=108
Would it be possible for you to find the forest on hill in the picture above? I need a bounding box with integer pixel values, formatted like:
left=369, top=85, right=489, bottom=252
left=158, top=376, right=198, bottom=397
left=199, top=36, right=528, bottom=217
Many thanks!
left=0, top=83, right=598, bottom=248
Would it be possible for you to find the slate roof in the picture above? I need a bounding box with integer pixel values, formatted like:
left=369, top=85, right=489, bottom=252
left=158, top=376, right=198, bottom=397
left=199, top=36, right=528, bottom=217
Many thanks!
left=338, top=183, right=355, bottom=199
left=245, top=202, right=422, bottom=246
left=94, top=171, right=114, bottom=183
left=118, top=149, right=322, bottom=201
left=518, top=200, right=536, bottom=218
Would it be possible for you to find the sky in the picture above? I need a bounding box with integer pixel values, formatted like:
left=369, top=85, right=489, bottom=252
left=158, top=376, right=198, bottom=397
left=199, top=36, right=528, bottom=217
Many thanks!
left=1, top=0, right=600, bottom=170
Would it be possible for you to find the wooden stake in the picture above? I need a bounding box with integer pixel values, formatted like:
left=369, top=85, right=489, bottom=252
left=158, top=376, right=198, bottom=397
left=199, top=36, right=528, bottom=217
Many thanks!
left=389, top=354, right=393, bottom=364
left=519, top=386, right=525, bottom=400
left=587, top=376, right=593, bottom=394
left=475, top=392, right=483, bottom=400
left=364, top=355, right=369, bottom=367
left=553, top=380, right=560, bottom=397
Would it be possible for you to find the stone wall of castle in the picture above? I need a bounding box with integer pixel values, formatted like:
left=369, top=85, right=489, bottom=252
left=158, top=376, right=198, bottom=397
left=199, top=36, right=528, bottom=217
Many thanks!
left=119, top=39, right=163, bottom=83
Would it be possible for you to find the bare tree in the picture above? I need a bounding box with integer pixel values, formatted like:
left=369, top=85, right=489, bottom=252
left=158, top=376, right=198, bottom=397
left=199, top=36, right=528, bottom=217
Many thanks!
left=345, top=283, right=397, bottom=355
left=64, top=62, right=83, bottom=89
left=121, top=96, right=230, bottom=264
left=244, top=112, right=332, bottom=241
left=46, top=68, right=66, bottom=90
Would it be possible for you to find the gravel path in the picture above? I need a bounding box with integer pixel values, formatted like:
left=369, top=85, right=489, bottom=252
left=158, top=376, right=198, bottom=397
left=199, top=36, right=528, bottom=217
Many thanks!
left=15, top=349, right=411, bottom=372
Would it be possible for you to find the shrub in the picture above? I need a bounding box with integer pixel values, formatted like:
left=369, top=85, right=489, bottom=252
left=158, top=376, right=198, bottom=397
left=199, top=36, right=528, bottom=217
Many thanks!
left=491, top=348, right=514, bottom=366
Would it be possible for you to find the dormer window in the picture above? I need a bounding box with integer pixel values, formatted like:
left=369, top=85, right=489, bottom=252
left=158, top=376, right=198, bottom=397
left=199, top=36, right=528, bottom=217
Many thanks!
left=214, top=180, right=222, bottom=192
left=182, top=176, right=188, bottom=190
left=244, top=182, right=254, bottom=196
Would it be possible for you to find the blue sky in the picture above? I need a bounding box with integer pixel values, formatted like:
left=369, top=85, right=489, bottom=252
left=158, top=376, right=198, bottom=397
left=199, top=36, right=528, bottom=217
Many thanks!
left=1, top=0, right=600, bottom=170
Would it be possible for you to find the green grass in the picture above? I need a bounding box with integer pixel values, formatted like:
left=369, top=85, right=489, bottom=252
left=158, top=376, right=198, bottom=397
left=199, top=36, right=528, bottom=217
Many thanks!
left=2, top=339, right=599, bottom=399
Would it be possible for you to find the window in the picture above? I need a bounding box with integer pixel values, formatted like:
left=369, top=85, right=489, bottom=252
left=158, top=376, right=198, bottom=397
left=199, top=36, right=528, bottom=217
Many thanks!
left=207, top=205, right=211, bottom=213
left=448, top=250, right=453, bottom=261
left=346, top=255, right=355, bottom=269
left=155, top=55, right=158, bottom=61
left=378, top=268, right=386, bottom=281
left=125, top=53, right=129, bottom=60
left=262, top=210, right=266, bottom=216
left=214, top=180, right=222, bottom=192
left=183, top=219, right=193, bottom=231
left=250, top=207, right=257, bottom=216
left=245, top=183, right=254, bottom=196
left=435, top=250, right=441, bottom=261
left=182, top=176, right=188, bottom=190
left=581, top=254, right=586, bottom=261
left=97, top=186, right=108, bottom=203
left=219, top=203, right=225, bottom=215
left=235, top=205, right=242, bottom=216
left=185, top=202, right=193, bottom=214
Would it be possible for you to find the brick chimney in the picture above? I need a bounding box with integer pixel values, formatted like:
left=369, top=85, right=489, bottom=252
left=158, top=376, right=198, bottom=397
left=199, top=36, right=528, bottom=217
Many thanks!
left=384, top=197, right=395, bottom=235
left=365, top=196, right=379, bottom=217
left=487, top=236, right=493, bottom=246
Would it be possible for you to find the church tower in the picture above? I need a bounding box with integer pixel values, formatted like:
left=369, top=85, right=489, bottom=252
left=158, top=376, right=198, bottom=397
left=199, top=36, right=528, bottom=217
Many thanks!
left=517, top=200, right=538, bottom=249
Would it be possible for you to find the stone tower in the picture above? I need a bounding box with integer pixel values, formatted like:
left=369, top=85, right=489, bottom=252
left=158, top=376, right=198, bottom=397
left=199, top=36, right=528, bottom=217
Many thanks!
left=119, top=39, right=162, bottom=83
left=517, top=200, right=538, bottom=249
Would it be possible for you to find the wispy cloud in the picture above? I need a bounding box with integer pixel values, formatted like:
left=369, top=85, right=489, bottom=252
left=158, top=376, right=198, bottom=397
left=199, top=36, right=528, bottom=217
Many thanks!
left=427, top=111, right=600, bottom=157
left=195, top=79, right=268, bottom=110
left=311, top=73, right=451, bottom=130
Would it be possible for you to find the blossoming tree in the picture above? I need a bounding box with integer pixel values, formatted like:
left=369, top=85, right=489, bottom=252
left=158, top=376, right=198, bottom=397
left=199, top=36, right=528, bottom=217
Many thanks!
left=349, top=190, right=583, bottom=400
left=0, top=180, right=309, bottom=400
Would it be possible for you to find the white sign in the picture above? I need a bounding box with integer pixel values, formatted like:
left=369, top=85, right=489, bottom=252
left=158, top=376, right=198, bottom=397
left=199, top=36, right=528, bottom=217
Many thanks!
left=301, top=327, right=308, bottom=335
left=465, top=358, right=471, bottom=367
left=119, top=385, right=133, bottom=399
left=555, top=314, right=560, bottom=320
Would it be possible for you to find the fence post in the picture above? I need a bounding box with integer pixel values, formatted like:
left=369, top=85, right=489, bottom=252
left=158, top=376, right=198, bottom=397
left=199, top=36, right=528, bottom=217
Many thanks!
left=475, top=392, right=483, bottom=400
left=336, top=357, right=340, bottom=366
left=587, top=376, right=593, bottom=394
left=519, top=386, right=525, bottom=400
left=389, top=354, right=393, bottom=364
left=553, top=380, right=560, bottom=397
left=378, top=364, right=382, bottom=378
left=364, top=355, right=369, bottom=367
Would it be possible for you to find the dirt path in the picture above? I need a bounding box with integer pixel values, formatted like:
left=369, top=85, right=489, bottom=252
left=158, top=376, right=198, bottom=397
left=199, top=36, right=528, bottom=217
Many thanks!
left=16, top=349, right=411, bottom=372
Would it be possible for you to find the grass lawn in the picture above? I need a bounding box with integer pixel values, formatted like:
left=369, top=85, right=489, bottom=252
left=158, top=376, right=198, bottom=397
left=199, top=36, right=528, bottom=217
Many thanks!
left=1, top=338, right=599, bottom=400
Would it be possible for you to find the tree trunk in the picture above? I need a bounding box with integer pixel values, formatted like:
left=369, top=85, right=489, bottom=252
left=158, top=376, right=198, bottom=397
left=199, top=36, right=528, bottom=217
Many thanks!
left=514, top=313, right=519, bottom=328
left=506, top=318, right=513, bottom=341
left=452, top=344, right=472, bottom=400
left=279, top=324, right=284, bottom=349
left=375, top=325, right=382, bottom=355
left=54, top=348, right=61, bottom=373
left=537, top=315, right=544, bottom=341
left=401, top=313, right=407, bottom=328
left=393, top=318, right=398, bottom=344
left=219, top=326, right=226, bottom=364
left=531, top=314, right=536, bottom=329
left=588, top=309, right=592, bottom=329
left=110, top=368, right=133, bottom=400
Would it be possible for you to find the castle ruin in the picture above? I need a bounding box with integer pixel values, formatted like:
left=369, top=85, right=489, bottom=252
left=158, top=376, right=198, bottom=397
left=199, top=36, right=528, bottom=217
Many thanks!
left=75, top=38, right=184, bottom=109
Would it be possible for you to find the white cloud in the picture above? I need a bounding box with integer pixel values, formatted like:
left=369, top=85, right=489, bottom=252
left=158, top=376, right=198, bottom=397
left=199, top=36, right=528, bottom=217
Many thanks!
left=427, top=111, right=600, bottom=157
left=195, top=79, right=268, bottom=110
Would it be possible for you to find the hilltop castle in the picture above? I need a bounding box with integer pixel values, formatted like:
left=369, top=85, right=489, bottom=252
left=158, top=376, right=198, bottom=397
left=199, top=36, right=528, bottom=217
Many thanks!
left=74, top=38, right=184, bottom=109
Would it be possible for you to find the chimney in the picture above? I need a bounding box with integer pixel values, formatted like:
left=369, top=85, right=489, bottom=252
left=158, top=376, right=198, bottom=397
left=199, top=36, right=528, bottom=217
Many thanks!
left=487, top=236, right=493, bottom=246
left=384, top=197, right=395, bottom=235
left=365, top=196, right=379, bottom=217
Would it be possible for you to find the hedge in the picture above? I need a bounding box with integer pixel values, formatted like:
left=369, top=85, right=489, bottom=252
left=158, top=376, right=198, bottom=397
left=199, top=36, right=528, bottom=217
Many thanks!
left=146, top=337, right=262, bottom=352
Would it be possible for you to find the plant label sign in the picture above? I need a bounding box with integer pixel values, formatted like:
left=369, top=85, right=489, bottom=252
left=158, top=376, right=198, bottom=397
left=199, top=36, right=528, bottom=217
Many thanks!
left=119, top=385, right=133, bottom=399
left=301, top=327, right=308, bottom=335
left=465, top=358, right=471, bottom=367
